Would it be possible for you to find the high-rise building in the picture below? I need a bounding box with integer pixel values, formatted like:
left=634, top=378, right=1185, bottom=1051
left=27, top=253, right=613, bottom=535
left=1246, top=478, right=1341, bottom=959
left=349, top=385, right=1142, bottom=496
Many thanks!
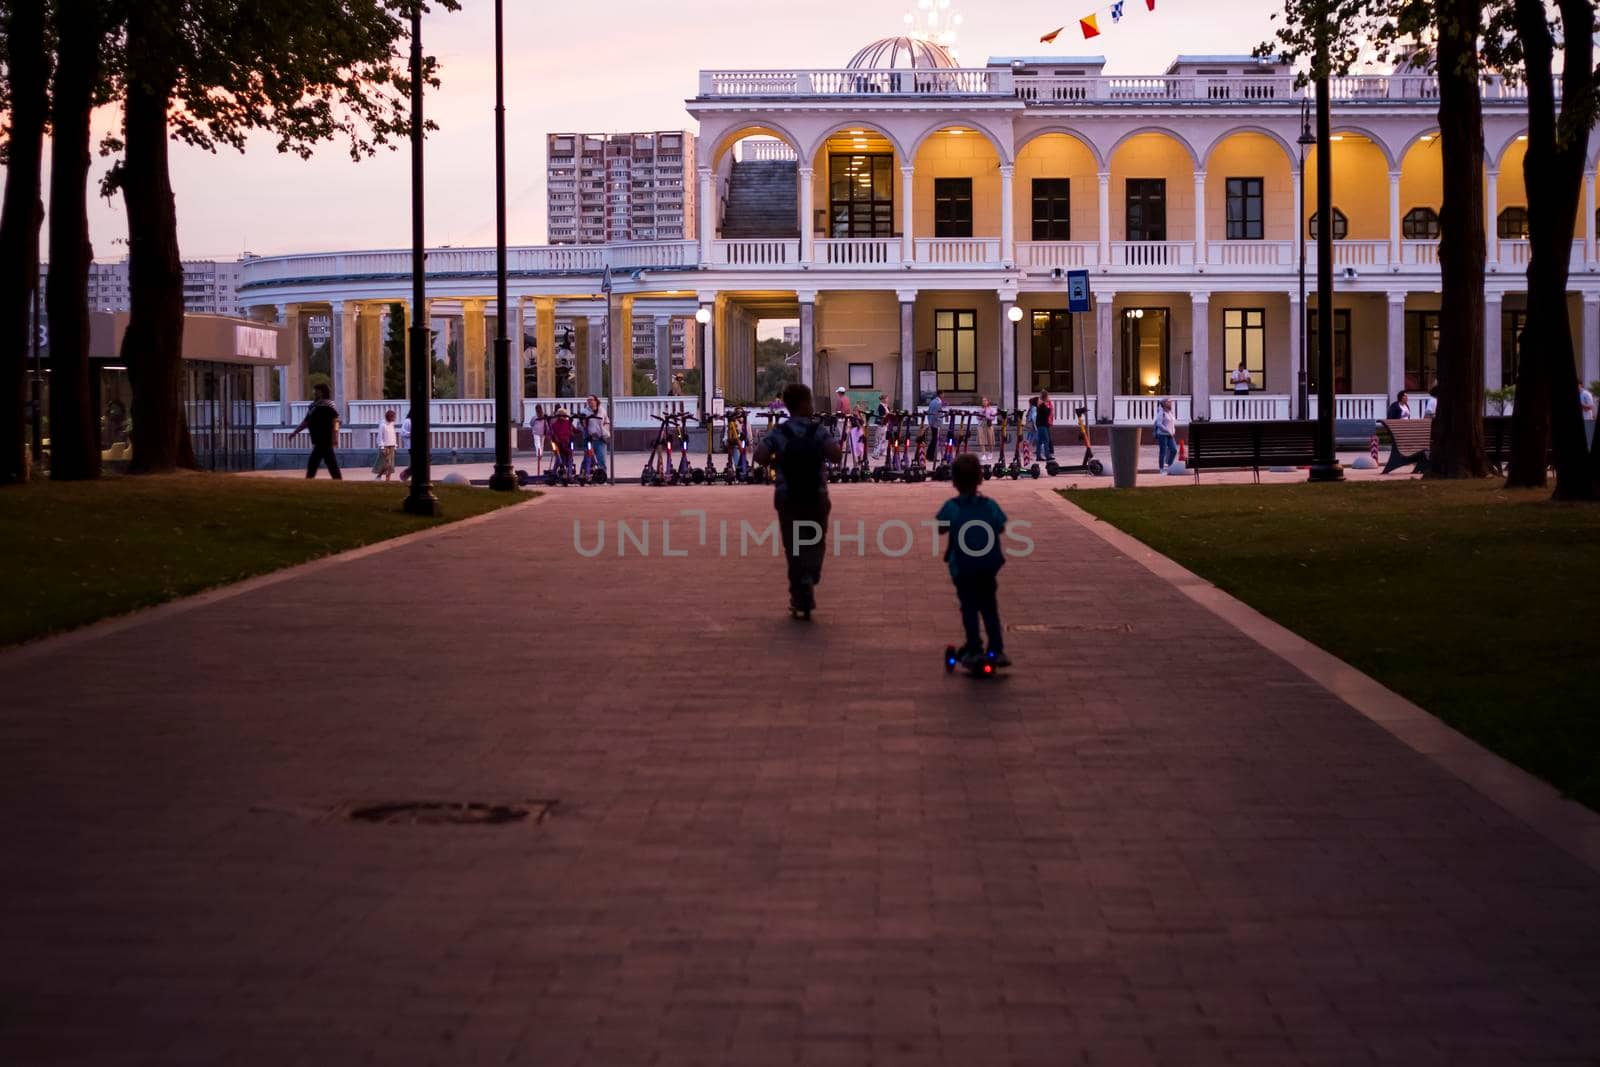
left=38, top=258, right=247, bottom=316
left=546, top=131, right=696, bottom=245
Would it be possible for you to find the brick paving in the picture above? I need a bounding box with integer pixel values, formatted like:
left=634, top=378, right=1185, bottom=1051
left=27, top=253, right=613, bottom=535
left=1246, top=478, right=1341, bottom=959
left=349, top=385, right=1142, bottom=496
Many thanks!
left=2, top=480, right=1598, bottom=1066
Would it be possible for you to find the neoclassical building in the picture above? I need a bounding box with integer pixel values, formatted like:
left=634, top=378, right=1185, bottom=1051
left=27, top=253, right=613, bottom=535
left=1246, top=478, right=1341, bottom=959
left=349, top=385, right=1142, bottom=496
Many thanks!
left=242, top=37, right=1600, bottom=435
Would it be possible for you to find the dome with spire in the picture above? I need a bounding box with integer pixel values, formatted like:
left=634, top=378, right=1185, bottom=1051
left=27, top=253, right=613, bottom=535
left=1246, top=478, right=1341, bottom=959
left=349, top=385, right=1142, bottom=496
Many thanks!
left=846, top=36, right=958, bottom=71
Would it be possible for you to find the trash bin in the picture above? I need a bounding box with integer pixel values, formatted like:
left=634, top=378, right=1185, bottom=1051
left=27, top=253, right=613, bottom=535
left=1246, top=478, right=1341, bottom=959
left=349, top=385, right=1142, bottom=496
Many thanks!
left=1109, top=425, right=1142, bottom=488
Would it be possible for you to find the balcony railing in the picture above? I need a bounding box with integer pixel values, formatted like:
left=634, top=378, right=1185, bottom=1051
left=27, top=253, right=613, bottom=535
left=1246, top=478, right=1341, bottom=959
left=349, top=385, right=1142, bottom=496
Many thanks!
left=815, top=237, right=902, bottom=267
left=710, top=239, right=800, bottom=267
left=1207, top=240, right=1295, bottom=268
left=1211, top=394, right=1292, bottom=421
left=1016, top=242, right=1100, bottom=269
left=1111, top=241, right=1196, bottom=269
left=1114, top=395, right=1193, bottom=425
left=914, top=237, right=1002, bottom=266
left=699, top=69, right=1532, bottom=103
left=1306, top=394, right=1388, bottom=421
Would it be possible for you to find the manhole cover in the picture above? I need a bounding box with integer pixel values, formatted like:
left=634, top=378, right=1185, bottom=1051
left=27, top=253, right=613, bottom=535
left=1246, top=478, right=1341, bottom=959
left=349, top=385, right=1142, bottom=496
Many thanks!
left=346, top=801, right=554, bottom=826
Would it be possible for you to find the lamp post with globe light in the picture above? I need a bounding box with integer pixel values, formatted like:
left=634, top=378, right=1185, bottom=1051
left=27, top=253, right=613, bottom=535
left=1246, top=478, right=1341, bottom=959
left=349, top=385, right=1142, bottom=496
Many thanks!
left=695, top=306, right=712, bottom=415
left=1007, top=304, right=1023, bottom=410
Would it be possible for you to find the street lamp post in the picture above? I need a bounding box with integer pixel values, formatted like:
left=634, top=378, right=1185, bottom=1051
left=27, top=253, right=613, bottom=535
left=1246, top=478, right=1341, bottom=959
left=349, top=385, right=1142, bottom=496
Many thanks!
left=695, top=306, right=712, bottom=414
left=1297, top=100, right=1315, bottom=422
left=1308, top=31, right=1344, bottom=482
left=487, top=0, right=516, bottom=492
left=402, top=3, right=438, bottom=516
left=1007, top=304, right=1023, bottom=411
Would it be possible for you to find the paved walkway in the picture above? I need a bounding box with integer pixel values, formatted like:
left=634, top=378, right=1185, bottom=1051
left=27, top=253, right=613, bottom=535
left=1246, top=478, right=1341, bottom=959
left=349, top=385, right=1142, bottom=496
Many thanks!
left=3, top=482, right=1598, bottom=1066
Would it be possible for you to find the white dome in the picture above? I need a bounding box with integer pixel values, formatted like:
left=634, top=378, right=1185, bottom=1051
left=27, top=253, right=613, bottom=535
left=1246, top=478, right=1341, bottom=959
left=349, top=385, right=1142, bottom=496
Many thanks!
left=846, top=36, right=958, bottom=71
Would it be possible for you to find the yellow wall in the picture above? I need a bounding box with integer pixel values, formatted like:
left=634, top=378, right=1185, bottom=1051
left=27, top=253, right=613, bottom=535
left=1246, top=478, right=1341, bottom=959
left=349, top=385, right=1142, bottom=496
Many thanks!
left=1109, top=134, right=1195, bottom=241
left=913, top=132, right=1002, bottom=237
left=1304, top=136, right=1390, bottom=240
left=914, top=291, right=1002, bottom=398
left=1205, top=134, right=1295, bottom=242
left=1497, top=139, right=1528, bottom=217
left=816, top=290, right=901, bottom=395
left=1399, top=136, right=1443, bottom=217
left=1013, top=134, right=1100, bottom=243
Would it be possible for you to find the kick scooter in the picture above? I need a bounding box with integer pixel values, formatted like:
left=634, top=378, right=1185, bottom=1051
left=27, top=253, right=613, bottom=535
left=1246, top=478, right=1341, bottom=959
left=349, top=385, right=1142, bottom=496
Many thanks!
left=944, top=645, right=1004, bottom=678
left=1045, top=404, right=1105, bottom=477
left=641, top=412, right=677, bottom=486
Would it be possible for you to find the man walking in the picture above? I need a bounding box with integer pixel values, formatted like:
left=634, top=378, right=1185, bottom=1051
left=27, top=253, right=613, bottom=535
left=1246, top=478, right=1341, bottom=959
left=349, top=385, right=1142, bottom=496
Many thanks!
left=291, top=384, right=342, bottom=479
left=755, top=383, right=842, bottom=618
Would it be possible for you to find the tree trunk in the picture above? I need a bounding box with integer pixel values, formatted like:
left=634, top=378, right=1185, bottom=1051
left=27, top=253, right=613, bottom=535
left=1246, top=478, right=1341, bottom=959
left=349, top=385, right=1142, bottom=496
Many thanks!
left=0, top=0, right=51, bottom=484
left=46, top=2, right=104, bottom=482
left=1426, top=0, right=1487, bottom=478
left=121, top=52, right=195, bottom=475
left=1506, top=0, right=1591, bottom=496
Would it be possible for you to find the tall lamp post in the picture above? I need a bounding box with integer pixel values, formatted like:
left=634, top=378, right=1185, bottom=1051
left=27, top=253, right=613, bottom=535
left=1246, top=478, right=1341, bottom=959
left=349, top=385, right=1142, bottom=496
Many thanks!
left=487, top=0, right=516, bottom=491
left=1308, top=28, right=1344, bottom=481
left=402, top=3, right=438, bottom=516
left=695, top=306, right=712, bottom=413
left=1007, top=304, right=1023, bottom=411
left=1297, top=100, right=1315, bottom=421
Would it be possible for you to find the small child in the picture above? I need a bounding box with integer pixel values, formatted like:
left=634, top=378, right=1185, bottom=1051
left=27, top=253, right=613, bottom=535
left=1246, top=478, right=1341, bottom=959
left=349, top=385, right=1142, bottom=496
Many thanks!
left=549, top=408, right=575, bottom=473
left=936, top=453, right=1010, bottom=668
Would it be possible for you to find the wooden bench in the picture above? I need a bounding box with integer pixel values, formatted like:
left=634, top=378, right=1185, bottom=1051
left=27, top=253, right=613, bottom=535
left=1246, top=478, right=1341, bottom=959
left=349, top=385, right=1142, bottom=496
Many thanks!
left=1482, top=415, right=1513, bottom=473
left=1187, top=420, right=1316, bottom=482
left=1379, top=417, right=1432, bottom=474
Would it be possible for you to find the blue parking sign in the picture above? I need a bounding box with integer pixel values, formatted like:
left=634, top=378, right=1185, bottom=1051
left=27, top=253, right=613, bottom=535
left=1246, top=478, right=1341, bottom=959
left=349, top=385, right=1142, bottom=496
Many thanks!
left=1067, top=270, right=1091, bottom=313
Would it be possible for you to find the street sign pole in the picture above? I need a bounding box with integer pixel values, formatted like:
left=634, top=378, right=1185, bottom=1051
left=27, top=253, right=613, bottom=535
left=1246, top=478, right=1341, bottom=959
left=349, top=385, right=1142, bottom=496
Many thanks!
left=1067, top=270, right=1092, bottom=419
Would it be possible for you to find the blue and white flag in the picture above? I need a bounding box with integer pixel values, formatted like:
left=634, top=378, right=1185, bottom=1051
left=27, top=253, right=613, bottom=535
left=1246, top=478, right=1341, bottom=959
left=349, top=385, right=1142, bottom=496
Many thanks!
left=1110, top=1, right=1125, bottom=21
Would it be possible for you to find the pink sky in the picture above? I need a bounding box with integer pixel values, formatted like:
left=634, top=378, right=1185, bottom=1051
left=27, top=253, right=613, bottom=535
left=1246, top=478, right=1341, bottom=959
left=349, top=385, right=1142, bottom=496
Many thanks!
left=39, top=0, right=1281, bottom=259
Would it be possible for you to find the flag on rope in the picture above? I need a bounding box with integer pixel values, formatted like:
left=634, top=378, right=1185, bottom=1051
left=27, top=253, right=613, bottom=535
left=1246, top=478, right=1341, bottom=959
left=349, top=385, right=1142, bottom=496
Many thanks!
left=1146, top=0, right=1156, bottom=8
left=1080, top=13, right=1100, bottom=37
left=1111, top=1, right=1124, bottom=22
left=1040, top=26, right=1064, bottom=43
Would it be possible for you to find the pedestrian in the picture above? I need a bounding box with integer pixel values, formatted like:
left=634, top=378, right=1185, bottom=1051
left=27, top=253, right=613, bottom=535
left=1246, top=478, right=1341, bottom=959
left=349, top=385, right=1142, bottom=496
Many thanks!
left=1153, top=398, right=1177, bottom=472
left=373, top=409, right=399, bottom=481
left=1387, top=391, right=1412, bottom=420
left=670, top=374, right=685, bottom=397
left=754, top=383, right=842, bottom=618
left=1230, top=360, right=1252, bottom=395
left=528, top=403, right=547, bottom=474
left=549, top=406, right=575, bottom=476
left=926, top=389, right=944, bottom=461
left=291, top=383, right=342, bottom=479
left=834, top=385, right=852, bottom=417
left=976, top=395, right=997, bottom=465
left=1580, top=382, right=1595, bottom=421
left=583, top=394, right=610, bottom=475
left=1036, top=392, right=1055, bottom=461
left=871, top=393, right=890, bottom=460
left=1024, top=397, right=1038, bottom=462
left=936, top=453, right=1010, bottom=669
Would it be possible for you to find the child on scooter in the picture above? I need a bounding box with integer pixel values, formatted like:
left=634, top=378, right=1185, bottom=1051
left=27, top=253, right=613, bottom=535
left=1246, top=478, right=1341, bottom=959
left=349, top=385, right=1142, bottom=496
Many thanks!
left=549, top=407, right=575, bottom=474
left=936, top=453, right=1010, bottom=668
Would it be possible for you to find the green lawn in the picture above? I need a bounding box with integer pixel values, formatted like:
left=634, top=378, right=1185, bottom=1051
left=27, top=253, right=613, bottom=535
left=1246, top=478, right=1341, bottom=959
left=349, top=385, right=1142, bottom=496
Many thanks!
left=1070, top=481, right=1600, bottom=811
left=0, top=475, right=528, bottom=648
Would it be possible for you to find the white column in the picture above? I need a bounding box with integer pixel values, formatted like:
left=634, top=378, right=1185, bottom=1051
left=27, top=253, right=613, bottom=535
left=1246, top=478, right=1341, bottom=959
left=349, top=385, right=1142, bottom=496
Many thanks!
left=1193, top=171, right=1207, bottom=264
left=1291, top=165, right=1303, bottom=255
left=275, top=304, right=295, bottom=422
left=1095, top=293, right=1115, bottom=419
left=1287, top=293, right=1303, bottom=416
left=609, top=296, right=631, bottom=399
left=330, top=300, right=353, bottom=415
left=1585, top=171, right=1596, bottom=267
left=898, top=292, right=916, bottom=410
left=1097, top=171, right=1112, bottom=265
left=1386, top=292, right=1407, bottom=401
left=798, top=166, right=815, bottom=263
left=698, top=166, right=714, bottom=264
left=1484, top=291, right=1503, bottom=394
left=1388, top=170, right=1402, bottom=265
left=798, top=296, right=816, bottom=389
left=999, top=164, right=1015, bottom=266
left=900, top=165, right=915, bottom=263
left=584, top=314, right=605, bottom=396
left=1000, top=298, right=1017, bottom=409
left=461, top=299, right=487, bottom=398
left=654, top=315, right=672, bottom=396
left=1485, top=169, right=1499, bottom=268
left=697, top=293, right=716, bottom=413
left=1583, top=295, right=1600, bottom=386
left=514, top=298, right=527, bottom=402
left=1191, top=292, right=1211, bottom=412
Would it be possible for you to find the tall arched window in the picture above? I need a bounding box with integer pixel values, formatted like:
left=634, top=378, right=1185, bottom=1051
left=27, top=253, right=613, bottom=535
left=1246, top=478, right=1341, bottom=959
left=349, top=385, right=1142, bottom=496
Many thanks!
left=1497, top=206, right=1530, bottom=239
left=1403, top=207, right=1440, bottom=239
left=1308, top=208, right=1348, bottom=240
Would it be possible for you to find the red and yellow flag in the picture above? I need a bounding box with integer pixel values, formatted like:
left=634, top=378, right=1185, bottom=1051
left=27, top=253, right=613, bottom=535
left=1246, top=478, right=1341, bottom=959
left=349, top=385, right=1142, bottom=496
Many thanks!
left=1079, top=13, right=1100, bottom=37
left=1040, top=26, right=1064, bottom=43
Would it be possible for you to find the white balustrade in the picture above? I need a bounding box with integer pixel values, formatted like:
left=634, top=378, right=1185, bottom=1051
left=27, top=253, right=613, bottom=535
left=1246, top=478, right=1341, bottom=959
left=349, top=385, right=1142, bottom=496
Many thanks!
left=711, top=239, right=800, bottom=266
left=1114, top=396, right=1193, bottom=424
left=1039, top=397, right=1099, bottom=427
left=815, top=238, right=903, bottom=267
left=914, top=238, right=1001, bottom=266
left=1331, top=240, right=1390, bottom=267
left=1494, top=239, right=1585, bottom=269
left=1016, top=242, right=1100, bottom=269
left=1110, top=241, right=1195, bottom=268
left=1306, top=394, right=1386, bottom=421
left=1209, top=394, right=1291, bottom=421
left=1208, top=241, right=1294, bottom=267
left=254, top=402, right=284, bottom=426
left=1401, top=240, right=1440, bottom=266
left=741, top=139, right=798, bottom=162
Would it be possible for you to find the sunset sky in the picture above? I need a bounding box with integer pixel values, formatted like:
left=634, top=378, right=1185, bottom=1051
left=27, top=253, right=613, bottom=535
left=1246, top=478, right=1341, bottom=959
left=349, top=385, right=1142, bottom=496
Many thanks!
left=41, top=0, right=1288, bottom=259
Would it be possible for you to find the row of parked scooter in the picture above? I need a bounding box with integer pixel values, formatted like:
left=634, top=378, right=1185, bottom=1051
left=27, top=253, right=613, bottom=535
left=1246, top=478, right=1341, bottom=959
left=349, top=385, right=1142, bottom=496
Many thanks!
left=630, top=406, right=1106, bottom=486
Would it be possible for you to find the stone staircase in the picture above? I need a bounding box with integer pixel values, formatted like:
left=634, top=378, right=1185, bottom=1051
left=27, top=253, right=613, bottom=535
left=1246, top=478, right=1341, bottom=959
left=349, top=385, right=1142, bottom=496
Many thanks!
left=720, top=161, right=800, bottom=238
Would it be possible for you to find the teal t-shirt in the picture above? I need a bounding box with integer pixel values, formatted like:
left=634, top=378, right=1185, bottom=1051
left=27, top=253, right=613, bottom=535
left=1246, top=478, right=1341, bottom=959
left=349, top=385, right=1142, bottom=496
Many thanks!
left=936, top=494, right=1008, bottom=578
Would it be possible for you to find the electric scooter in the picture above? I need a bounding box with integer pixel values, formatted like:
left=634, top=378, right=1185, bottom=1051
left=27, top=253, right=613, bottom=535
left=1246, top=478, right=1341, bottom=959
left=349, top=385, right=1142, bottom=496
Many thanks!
left=1045, top=404, right=1105, bottom=477
left=641, top=411, right=676, bottom=486
left=572, top=412, right=608, bottom=485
